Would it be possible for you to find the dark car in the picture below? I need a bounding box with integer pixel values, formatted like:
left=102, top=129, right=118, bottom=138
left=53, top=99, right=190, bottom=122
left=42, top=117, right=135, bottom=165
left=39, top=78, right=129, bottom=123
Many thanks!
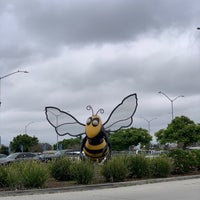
left=0, top=152, right=39, bottom=165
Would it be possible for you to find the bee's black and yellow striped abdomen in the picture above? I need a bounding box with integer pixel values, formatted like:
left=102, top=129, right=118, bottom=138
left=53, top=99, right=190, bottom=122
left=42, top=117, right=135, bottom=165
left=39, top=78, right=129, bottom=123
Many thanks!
left=83, top=138, right=110, bottom=161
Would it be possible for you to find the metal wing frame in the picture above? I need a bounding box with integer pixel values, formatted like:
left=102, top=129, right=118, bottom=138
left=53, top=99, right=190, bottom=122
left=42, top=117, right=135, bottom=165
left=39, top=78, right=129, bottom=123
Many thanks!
left=103, top=93, right=138, bottom=132
left=45, top=106, right=85, bottom=137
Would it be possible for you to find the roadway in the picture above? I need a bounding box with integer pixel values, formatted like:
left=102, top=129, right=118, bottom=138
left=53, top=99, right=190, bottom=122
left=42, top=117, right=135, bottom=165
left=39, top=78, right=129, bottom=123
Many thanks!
left=1, top=177, right=200, bottom=200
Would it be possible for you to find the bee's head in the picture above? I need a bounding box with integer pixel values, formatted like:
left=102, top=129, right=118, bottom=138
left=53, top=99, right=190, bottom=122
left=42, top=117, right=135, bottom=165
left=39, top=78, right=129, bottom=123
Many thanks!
left=85, top=106, right=104, bottom=138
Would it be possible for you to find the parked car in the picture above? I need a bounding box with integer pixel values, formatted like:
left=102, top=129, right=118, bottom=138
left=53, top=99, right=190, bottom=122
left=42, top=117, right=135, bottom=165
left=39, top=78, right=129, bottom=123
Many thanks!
left=54, top=150, right=84, bottom=161
left=39, top=150, right=58, bottom=162
left=0, top=153, right=7, bottom=159
left=0, top=152, right=39, bottom=165
left=39, top=150, right=84, bottom=162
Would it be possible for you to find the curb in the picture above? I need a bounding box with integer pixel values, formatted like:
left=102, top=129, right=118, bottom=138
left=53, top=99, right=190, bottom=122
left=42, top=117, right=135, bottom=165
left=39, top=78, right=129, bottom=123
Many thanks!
left=0, top=174, right=200, bottom=197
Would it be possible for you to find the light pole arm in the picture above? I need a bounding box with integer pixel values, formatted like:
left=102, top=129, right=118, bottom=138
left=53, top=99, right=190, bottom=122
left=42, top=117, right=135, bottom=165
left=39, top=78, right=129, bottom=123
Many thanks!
left=173, top=95, right=184, bottom=101
left=158, top=91, right=184, bottom=120
left=0, top=70, right=28, bottom=80
left=25, top=121, right=35, bottom=134
left=0, top=70, right=28, bottom=106
left=158, top=91, right=172, bottom=102
left=141, top=117, right=157, bottom=134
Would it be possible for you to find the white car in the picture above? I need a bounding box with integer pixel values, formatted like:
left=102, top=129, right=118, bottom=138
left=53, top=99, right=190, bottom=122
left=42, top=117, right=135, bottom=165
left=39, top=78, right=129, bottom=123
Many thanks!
left=0, top=152, right=38, bottom=165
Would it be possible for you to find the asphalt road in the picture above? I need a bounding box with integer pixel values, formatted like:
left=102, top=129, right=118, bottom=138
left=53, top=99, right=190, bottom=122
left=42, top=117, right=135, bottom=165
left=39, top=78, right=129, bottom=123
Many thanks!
left=1, top=178, right=200, bottom=200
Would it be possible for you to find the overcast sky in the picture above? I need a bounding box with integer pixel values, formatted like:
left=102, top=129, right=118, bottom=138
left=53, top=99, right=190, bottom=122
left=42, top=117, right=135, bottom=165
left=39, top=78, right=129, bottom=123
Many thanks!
left=0, top=0, right=200, bottom=146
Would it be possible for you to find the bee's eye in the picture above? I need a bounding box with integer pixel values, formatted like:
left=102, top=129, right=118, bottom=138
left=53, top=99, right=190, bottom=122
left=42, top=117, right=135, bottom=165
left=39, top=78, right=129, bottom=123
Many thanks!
left=92, top=119, right=99, bottom=127
left=86, top=118, right=92, bottom=125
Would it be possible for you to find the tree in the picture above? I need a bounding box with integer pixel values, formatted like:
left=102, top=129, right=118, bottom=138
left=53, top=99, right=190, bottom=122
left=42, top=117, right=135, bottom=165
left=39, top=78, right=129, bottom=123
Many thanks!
left=10, top=134, right=39, bottom=152
left=0, top=145, right=9, bottom=155
left=109, top=127, right=152, bottom=151
left=30, top=143, right=52, bottom=152
left=54, top=137, right=81, bottom=150
left=155, top=116, right=200, bottom=149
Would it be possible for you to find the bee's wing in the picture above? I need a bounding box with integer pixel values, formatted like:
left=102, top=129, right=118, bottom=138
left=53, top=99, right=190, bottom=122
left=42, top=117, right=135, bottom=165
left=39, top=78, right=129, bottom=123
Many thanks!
left=45, top=106, right=85, bottom=137
left=103, top=94, right=138, bottom=132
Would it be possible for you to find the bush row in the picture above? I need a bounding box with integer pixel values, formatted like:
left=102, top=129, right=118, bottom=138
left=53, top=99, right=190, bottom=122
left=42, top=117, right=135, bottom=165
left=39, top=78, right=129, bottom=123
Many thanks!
left=101, top=155, right=173, bottom=182
left=49, top=158, right=94, bottom=184
left=168, top=149, right=200, bottom=174
left=100, top=149, right=200, bottom=182
left=0, top=149, right=199, bottom=189
left=0, top=161, right=49, bottom=189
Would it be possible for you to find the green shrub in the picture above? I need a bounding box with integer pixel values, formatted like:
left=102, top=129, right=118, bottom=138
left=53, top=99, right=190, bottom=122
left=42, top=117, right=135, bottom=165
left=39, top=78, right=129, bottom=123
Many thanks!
left=5, top=162, right=24, bottom=189
left=149, top=157, right=172, bottom=178
left=21, top=161, right=49, bottom=188
left=168, top=149, right=197, bottom=174
left=100, top=161, right=112, bottom=182
left=2, top=161, right=49, bottom=189
left=127, top=155, right=150, bottom=178
left=0, top=167, right=8, bottom=187
left=70, top=161, right=94, bottom=184
left=101, top=156, right=129, bottom=182
left=49, top=157, right=73, bottom=181
left=191, top=150, right=200, bottom=170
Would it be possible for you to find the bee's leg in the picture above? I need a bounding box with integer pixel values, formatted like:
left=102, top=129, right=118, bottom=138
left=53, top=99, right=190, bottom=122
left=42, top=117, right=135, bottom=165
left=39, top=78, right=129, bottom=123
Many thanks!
left=106, top=150, right=111, bottom=161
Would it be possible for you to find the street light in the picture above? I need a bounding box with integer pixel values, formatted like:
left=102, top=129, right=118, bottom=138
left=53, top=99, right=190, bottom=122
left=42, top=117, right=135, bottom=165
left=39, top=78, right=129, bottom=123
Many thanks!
left=158, top=91, right=184, bottom=120
left=0, top=70, right=28, bottom=146
left=142, top=117, right=157, bottom=134
left=0, top=70, right=29, bottom=106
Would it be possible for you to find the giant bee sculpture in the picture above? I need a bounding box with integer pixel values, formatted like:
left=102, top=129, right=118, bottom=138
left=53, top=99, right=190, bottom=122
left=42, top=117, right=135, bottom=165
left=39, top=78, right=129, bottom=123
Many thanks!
left=45, top=93, right=138, bottom=162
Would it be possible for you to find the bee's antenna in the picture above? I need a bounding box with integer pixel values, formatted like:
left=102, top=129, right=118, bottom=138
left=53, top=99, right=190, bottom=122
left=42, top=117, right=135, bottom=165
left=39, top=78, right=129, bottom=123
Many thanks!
left=86, top=105, right=94, bottom=115
left=96, top=108, right=104, bottom=115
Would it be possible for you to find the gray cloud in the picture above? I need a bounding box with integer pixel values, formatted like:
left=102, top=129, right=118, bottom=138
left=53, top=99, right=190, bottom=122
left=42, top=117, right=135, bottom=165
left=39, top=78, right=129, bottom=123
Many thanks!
left=5, top=0, right=199, bottom=46
left=0, top=0, right=200, bottom=146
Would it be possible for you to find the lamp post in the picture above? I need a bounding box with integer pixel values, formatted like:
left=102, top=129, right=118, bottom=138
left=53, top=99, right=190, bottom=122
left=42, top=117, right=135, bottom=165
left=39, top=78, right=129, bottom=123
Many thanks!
left=0, top=70, right=28, bottom=146
left=0, top=70, right=28, bottom=106
left=158, top=91, right=184, bottom=120
left=142, top=117, right=157, bottom=134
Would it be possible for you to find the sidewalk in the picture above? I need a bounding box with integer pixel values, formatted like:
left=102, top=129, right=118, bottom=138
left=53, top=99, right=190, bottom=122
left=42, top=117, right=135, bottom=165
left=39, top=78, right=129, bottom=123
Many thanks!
left=1, top=174, right=200, bottom=197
